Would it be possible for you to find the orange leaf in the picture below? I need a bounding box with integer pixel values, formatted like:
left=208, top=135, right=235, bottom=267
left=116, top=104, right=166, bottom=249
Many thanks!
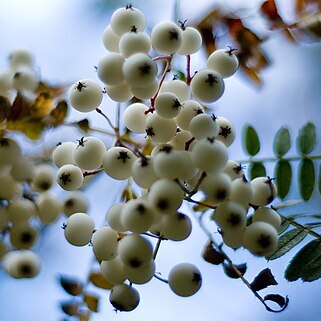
left=261, top=0, right=281, bottom=22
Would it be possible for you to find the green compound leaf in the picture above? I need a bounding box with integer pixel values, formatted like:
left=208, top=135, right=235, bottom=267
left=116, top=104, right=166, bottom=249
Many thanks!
left=273, top=127, right=291, bottom=157
left=296, top=122, right=316, bottom=155
left=318, top=163, right=321, bottom=195
left=285, top=239, right=321, bottom=282
left=243, top=125, right=260, bottom=156
left=267, top=228, right=308, bottom=260
left=274, top=160, right=292, bottom=199
left=249, top=161, right=266, bottom=180
left=298, top=158, right=315, bottom=201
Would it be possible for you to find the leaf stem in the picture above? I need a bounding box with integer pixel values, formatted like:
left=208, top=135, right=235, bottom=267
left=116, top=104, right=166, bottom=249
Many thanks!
left=277, top=212, right=321, bottom=240
left=153, top=273, right=169, bottom=284
left=95, top=108, right=116, bottom=131
left=153, top=236, right=163, bottom=260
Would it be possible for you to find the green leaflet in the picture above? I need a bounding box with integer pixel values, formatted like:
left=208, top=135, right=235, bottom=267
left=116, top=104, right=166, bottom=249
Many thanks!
left=296, top=122, right=316, bottom=155
left=249, top=161, right=266, bottom=180
left=267, top=228, right=308, bottom=260
left=243, top=125, right=260, bottom=156
left=298, top=158, right=315, bottom=201
left=273, top=127, right=291, bottom=157
left=285, top=239, right=321, bottom=282
left=318, top=163, right=321, bottom=195
left=278, top=220, right=290, bottom=235
left=275, top=160, right=292, bottom=199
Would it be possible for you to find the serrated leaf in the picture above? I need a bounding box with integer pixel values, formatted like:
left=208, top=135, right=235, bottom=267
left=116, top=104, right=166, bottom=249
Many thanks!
left=273, top=127, right=291, bottom=157
left=275, top=160, right=292, bottom=199
left=248, top=162, right=266, bottom=180
left=59, top=275, right=83, bottom=296
left=76, top=119, right=90, bottom=133
left=297, top=122, right=316, bottom=155
left=267, top=228, right=308, bottom=260
left=223, top=262, right=247, bottom=279
left=298, top=158, right=315, bottom=201
left=244, top=125, right=260, bottom=156
left=89, top=271, right=113, bottom=290
left=202, top=240, right=225, bottom=265
left=250, top=268, right=278, bottom=291
left=84, top=293, right=99, bottom=312
left=264, top=294, right=289, bottom=310
left=285, top=239, right=321, bottom=282
left=301, top=250, right=321, bottom=281
left=278, top=219, right=290, bottom=235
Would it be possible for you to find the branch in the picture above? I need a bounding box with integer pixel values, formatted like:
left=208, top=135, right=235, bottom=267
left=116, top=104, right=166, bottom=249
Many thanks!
left=190, top=209, right=288, bottom=313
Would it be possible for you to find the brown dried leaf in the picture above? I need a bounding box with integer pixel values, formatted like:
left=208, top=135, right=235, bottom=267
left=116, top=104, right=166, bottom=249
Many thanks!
left=0, top=96, right=10, bottom=122
left=261, top=0, right=282, bottom=24
left=76, top=119, right=90, bottom=133
left=223, top=262, right=247, bottom=279
left=61, top=300, right=79, bottom=316
left=199, top=25, right=217, bottom=56
left=84, top=293, right=99, bottom=312
left=48, top=100, right=68, bottom=126
left=202, top=240, right=225, bottom=265
left=250, top=268, right=278, bottom=291
left=89, top=271, right=114, bottom=290
left=7, top=92, right=31, bottom=121
left=60, top=275, right=83, bottom=296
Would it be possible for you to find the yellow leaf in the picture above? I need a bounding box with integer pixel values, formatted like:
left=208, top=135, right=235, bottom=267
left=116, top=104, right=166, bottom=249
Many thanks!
left=47, top=100, right=68, bottom=126
left=31, top=92, right=54, bottom=118
left=89, top=271, right=114, bottom=290
left=35, top=81, right=67, bottom=98
left=6, top=119, right=44, bottom=140
left=120, top=131, right=141, bottom=146
left=84, top=293, right=99, bottom=312
left=141, top=136, right=154, bottom=156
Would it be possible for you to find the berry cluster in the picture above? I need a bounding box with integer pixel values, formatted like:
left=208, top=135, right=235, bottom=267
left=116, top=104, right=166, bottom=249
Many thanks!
left=59, top=4, right=280, bottom=312
left=0, top=48, right=40, bottom=99
left=0, top=136, right=89, bottom=279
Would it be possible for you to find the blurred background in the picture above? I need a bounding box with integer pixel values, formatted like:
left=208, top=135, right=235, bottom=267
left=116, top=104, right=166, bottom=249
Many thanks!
left=0, top=0, right=321, bottom=321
